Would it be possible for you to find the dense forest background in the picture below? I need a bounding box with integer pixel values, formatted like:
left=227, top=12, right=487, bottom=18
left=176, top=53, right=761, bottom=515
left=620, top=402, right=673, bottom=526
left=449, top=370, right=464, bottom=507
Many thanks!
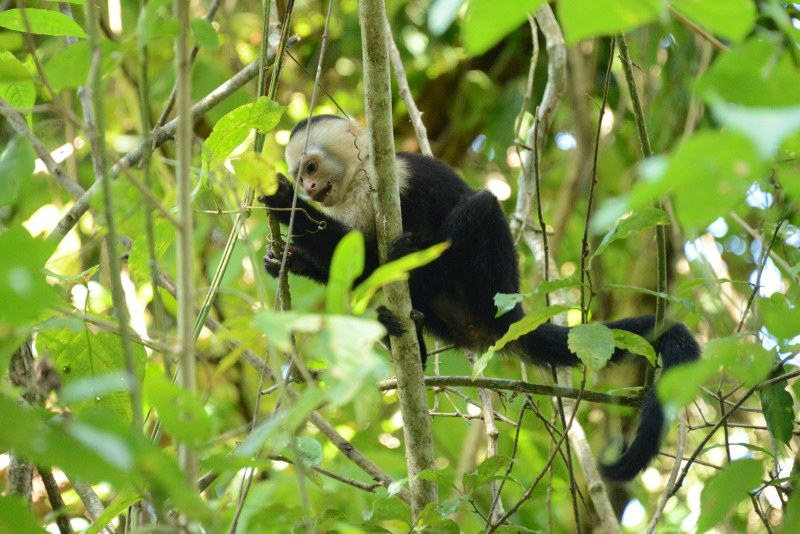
left=2, top=0, right=800, bottom=532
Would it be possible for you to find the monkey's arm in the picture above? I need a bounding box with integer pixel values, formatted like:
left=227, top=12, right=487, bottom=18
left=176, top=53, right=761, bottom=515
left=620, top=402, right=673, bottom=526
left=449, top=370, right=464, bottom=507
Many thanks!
left=258, top=174, right=380, bottom=284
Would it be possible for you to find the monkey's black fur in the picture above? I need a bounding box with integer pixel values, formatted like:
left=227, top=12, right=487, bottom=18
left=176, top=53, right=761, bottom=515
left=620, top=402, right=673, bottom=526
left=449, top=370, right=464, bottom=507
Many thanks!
left=259, top=116, right=701, bottom=482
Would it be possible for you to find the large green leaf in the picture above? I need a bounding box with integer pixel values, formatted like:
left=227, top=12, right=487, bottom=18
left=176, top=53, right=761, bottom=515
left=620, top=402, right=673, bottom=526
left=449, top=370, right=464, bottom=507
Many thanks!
left=462, top=0, right=546, bottom=57
left=0, top=495, right=47, bottom=534
left=696, top=459, right=763, bottom=533
left=670, top=0, right=755, bottom=42
left=43, top=40, right=120, bottom=92
left=711, top=100, right=800, bottom=159
left=0, top=8, right=86, bottom=38
left=36, top=327, right=146, bottom=422
left=558, top=0, right=664, bottom=45
left=631, top=131, right=761, bottom=230
left=231, top=152, right=278, bottom=196
left=191, top=17, right=219, bottom=50
left=202, top=97, right=285, bottom=168
left=0, top=136, right=34, bottom=206
left=612, top=329, right=657, bottom=367
left=696, top=38, right=800, bottom=108
left=0, top=225, right=59, bottom=326
left=327, top=231, right=366, bottom=314
left=568, top=323, right=615, bottom=371
left=363, top=497, right=410, bottom=526
left=758, top=293, right=800, bottom=343
left=0, top=51, right=32, bottom=81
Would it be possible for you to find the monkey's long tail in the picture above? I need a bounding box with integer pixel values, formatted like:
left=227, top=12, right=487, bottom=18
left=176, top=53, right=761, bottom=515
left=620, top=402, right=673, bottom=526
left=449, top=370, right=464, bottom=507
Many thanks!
left=512, top=315, right=701, bottom=482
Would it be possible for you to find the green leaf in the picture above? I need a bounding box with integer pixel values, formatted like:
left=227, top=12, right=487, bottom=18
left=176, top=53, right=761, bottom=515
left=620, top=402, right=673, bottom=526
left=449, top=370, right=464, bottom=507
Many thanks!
left=0, top=51, right=32, bottom=81
left=191, top=17, right=220, bottom=50
left=128, top=218, right=175, bottom=283
left=417, top=508, right=460, bottom=534
left=0, top=495, right=47, bottom=534
left=493, top=292, right=530, bottom=318
left=294, top=436, right=323, bottom=466
left=696, top=38, right=800, bottom=107
left=0, top=79, right=35, bottom=114
left=473, top=305, right=570, bottom=379
left=696, top=459, right=763, bottom=533
left=533, top=276, right=581, bottom=295
left=558, top=0, right=664, bottom=45
left=760, top=373, right=795, bottom=446
left=363, top=497, right=411, bottom=525
left=85, top=489, right=141, bottom=534
left=0, top=9, right=87, bottom=38
left=462, top=0, right=546, bottom=56
left=352, top=241, right=449, bottom=314
left=144, top=372, right=212, bottom=449
left=711, top=100, right=800, bottom=159
left=604, top=284, right=698, bottom=315
left=612, top=329, right=657, bottom=367
left=387, top=476, right=412, bottom=497
left=417, top=469, right=457, bottom=490
left=327, top=231, right=365, bottom=314
left=590, top=208, right=669, bottom=265
left=631, top=131, right=762, bottom=230
left=36, top=327, right=146, bottom=422
left=202, top=97, right=285, bottom=168
left=137, top=0, right=178, bottom=45
left=786, top=485, right=800, bottom=534
left=231, top=152, right=278, bottom=196
left=316, top=508, right=346, bottom=526
left=568, top=323, right=615, bottom=371
left=759, top=293, right=800, bottom=342
left=472, top=456, right=513, bottom=490
left=0, top=136, right=34, bottom=206
left=670, top=0, right=755, bottom=42
left=43, top=40, right=120, bottom=92
left=0, top=225, right=59, bottom=326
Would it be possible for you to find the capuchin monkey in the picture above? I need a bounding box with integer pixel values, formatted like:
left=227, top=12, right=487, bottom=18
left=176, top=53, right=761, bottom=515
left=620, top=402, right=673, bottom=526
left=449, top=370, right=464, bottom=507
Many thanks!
left=258, top=114, right=701, bottom=482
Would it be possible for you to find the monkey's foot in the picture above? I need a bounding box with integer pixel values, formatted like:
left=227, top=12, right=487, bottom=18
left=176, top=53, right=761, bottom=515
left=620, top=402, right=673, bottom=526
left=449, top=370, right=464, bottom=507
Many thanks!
left=377, top=306, right=406, bottom=337
left=388, top=232, right=419, bottom=262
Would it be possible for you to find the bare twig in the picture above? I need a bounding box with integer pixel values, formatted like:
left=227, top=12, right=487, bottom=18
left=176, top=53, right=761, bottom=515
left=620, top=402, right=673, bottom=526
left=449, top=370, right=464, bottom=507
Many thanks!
left=267, top=455, right=383, bottom=493
left=668, top=5, right=728, bottom=53
left=38, top=466, right=75, bottom=534
left=645, top=412, right=686, bottom=533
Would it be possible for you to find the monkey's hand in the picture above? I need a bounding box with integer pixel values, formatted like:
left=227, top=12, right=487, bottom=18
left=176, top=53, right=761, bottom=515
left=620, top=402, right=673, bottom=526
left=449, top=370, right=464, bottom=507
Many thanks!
left=263, top=242, right=309, bottom=279
left=377, top=306, right=406, bottom=337
left=257, top=173, right=294, bottom=208
left=387, top=232, right=419, bottom=262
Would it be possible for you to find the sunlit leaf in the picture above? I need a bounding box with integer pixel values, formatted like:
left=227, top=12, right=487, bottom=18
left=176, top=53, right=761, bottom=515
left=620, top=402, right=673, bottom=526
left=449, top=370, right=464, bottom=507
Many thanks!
left=711, top=100, right=800, bottom=159
left=670, top=0, right=755, bottom=42
left=327, top=231, right=365, bottom=314
left=696, top=38, right=800, bottom=107
left=758, top=293, right=800, bottom=343
left=0, top=51, right=32, bottom=81
left=462, top=0, right=546, bottom=56
left=36, top=327, right=146, bottom=421
left=202, top=97, right=285, bottom=168
left=559, top=0, right=664, bottom=45
left=84, top=490, right=142, bottom=534
left=231, top=152, right=278, bottom=196
left=294, top=436, right=323, bottom=466
left=0, top=9, right=87, bottom=38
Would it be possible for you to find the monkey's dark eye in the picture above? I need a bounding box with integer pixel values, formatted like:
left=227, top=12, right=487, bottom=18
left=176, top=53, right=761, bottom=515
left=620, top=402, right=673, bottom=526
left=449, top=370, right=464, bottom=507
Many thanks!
left=306, top=162, right=318, bottom=174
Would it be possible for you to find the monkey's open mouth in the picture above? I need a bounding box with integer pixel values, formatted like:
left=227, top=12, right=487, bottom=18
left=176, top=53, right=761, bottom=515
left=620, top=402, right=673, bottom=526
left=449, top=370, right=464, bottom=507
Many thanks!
left=316, top=183, right=333, bottom=203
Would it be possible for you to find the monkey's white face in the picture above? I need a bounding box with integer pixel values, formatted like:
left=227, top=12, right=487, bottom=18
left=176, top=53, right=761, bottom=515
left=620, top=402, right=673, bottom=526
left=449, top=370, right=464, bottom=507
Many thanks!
left=287, top=150, right=347, bottom=207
